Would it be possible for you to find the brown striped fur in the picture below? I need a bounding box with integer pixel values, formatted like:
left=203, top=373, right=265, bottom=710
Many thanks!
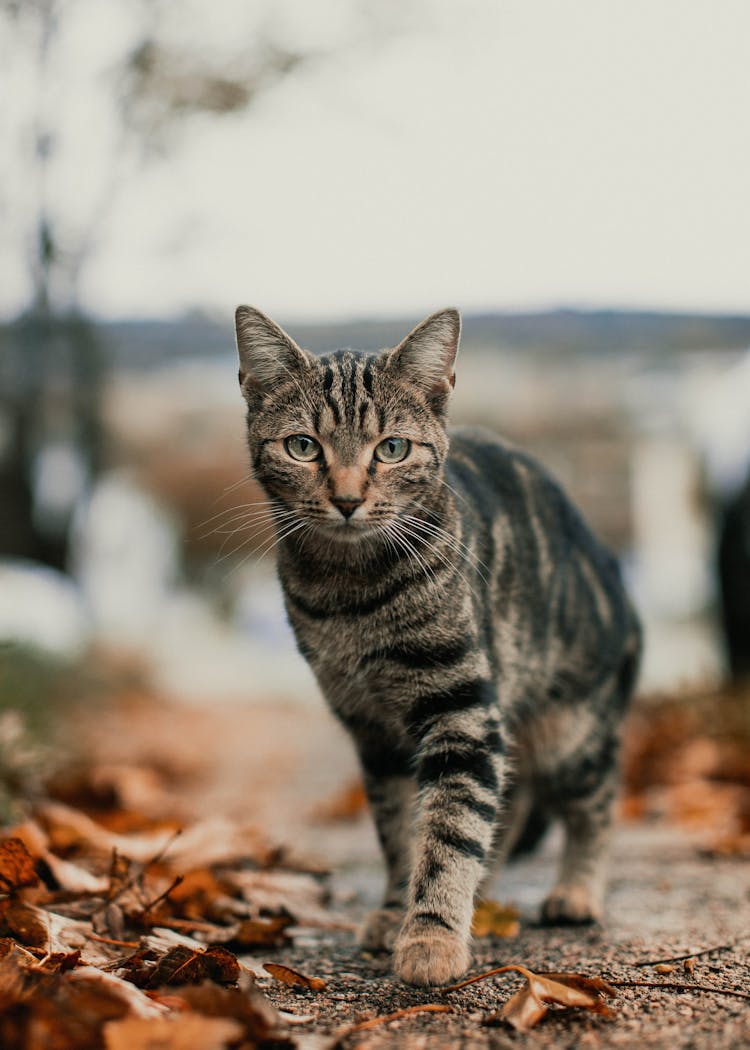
left=235, top=306, right=641, bottom=986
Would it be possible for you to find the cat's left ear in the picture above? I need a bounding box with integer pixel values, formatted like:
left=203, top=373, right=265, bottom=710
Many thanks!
left=385, top=308, right=461, bottom=406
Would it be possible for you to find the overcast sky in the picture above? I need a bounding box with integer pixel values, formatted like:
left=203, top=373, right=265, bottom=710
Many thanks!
left=2, top=0, right=750, bottom=321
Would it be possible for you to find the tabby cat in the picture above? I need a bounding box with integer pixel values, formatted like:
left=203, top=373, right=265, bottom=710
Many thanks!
left=234, top=306, right=641, bottom=986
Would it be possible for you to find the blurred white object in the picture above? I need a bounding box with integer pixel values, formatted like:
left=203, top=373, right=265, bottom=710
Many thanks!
left=630, top=435, right=714, bottom=619
left=685, top=349, right=750, bottom=499
left=31, top=441, right=89, bottom=539
left=0, top=559, right=88, bottom=656
left=71, top=472, right=180, bottom=647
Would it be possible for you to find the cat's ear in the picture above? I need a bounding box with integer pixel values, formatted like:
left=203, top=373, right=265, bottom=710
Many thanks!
left=385, top=308, right=461, bottom=403
left=235, top=306, right=310, bottom=394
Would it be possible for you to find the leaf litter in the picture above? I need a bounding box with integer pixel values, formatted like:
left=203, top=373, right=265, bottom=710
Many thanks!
left=0, top=757, right=345, bottom=1049
left=3, top=687, right=750, bottom=1046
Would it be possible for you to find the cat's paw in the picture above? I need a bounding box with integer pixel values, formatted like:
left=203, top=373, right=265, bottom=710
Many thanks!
left=540, top=883, right=603, bottom=925
left=359, top=908, right=402, bottom=952
left=393, top=924, right=470, bottom=986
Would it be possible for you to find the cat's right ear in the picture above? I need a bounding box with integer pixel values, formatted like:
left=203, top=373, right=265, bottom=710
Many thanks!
left=235, top=306, right=310, bottom=395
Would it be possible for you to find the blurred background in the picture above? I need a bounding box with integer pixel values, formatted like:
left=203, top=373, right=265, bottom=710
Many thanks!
left=1, top=0, right=749, bottom=804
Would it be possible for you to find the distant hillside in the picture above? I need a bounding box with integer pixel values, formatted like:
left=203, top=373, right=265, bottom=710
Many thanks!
left=93, top=309, right=750, bottom=369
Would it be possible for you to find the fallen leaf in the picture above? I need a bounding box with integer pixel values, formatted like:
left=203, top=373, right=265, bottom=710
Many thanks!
left=134, top=944, right=241, bottom=989
left=263, top=961, right=327, bottom=992
left=43, top=851, right=110, bottom=895
left=472, top=900, right=520, bottom=938
left=177, top=979, right=283, bottom=1043
left=312, top=779, right=368, bottom=823
left=103, top=1014, right=244, bottom=1050
left=0, top=837, right=39, bottom=892
left=445, top=964, right=617, bottom=1032
left=225, top=869, right=353, bottom=929
left=0, top=899, right=50, bottom=947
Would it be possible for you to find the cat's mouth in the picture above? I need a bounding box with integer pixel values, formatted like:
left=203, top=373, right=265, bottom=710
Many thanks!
left=318, top=517, right=374, bottom=537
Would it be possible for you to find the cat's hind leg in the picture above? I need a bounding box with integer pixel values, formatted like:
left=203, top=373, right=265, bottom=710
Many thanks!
left=540, top=740, right=618, bottom=925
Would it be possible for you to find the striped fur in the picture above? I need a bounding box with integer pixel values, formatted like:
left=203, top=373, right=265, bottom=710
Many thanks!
left=235, top=306, right=641, bottom=986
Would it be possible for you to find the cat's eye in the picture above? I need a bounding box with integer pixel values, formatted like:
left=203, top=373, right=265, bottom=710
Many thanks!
left=284, top=434, right=321, bottom=462
left=374, top=437, right=411, bottom=464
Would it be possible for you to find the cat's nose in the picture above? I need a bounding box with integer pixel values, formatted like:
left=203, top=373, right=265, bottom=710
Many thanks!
left=331, top=496, right=364, bottom=519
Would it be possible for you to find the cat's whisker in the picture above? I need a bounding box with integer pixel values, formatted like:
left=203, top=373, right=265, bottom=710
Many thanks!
left=383, top=521, right=441, bottom=592
left=206, top=508, right=299, bottom=554
left=196, top=498, right=284, bottom=532
left=213, top=510, right=299, bottom=562
left=200, top=509, right=290, bottom=542
left=253, top=518, right=310, bottom=567
left=214, top=523, right=290, bottom=562
left=223, top=517, right=309, bottom=581
left=401, top=512, right=490, bottom=584
left=396, top=518, right=482, bottom=604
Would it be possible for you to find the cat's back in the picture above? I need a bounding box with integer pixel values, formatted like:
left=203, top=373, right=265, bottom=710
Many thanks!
left=446, top=426, right=638, bottom=695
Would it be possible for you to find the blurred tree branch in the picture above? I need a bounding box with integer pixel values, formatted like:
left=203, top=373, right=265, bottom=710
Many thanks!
left=0, top=0, right=413, bottom=568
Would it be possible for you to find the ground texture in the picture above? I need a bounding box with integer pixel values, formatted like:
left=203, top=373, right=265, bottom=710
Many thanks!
left=70, top=692, right=750, bottom=1049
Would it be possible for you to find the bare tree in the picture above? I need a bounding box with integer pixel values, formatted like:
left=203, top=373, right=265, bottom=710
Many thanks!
left=0, top=0, right=406, bottom=568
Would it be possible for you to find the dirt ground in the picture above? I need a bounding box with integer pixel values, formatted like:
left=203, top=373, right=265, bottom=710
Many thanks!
left=77, top=692, right=750, bottom=1049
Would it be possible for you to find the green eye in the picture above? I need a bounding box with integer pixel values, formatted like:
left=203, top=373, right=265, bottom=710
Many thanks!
left=284, top=434, right=321, bottom=462
left=374, top=437, right=411, bottom=463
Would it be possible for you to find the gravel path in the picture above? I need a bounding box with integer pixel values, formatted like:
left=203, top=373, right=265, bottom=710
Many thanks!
left=82, top=695, right=750, bottom=1047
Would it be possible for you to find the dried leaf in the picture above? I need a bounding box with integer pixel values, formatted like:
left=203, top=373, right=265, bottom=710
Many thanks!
left=140, top=945, right=240, bottom=988
left=312, top=779, right=368, bottom=823
left=0, top=899, right=50, bottom=947
left=44, top=852, right=109, bottom=895
left=471, top=900, right=520, bottom=938
left=176, top=980, right=283, bottom=1043
left=501, top=968, right=616, bottom=1031
left=0, top=837, right=39, bottom=892
left=225, top=869, right=353, bottom=929
left=263, top=961, right=327, bottom=992
left=104, top=1014, right=244, bottom=1050
left=446, top=964, right=616, bottom=1032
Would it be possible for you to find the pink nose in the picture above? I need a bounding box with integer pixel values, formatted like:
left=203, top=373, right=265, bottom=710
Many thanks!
left=331, top=496, right=363, bottom=519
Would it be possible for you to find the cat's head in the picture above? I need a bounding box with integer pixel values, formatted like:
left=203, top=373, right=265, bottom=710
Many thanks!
left=235, top=306, right=460, bottom=540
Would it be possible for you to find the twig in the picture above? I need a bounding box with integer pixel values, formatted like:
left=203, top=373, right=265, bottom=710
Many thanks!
left=97, top=830, right=184, bottom=914
left=87, top=932, right=140, bottom=949
left=633, top=934, right=750, bottom=968
left=139, top=874, right=184, bottom=917
left=610, top=980, right=750, bottom=1002
left=443, top=964, right=518, bottom=993
left=331, top=1004, right=453, bottom=1046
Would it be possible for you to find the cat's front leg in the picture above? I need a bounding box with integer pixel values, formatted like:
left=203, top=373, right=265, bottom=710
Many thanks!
left=355, top=740, right=415, bottom=951
left=394, top=691, right=504, bottom=986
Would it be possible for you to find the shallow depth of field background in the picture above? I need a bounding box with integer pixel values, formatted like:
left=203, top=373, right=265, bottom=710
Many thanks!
left=1, top=0, right=749, bottom=759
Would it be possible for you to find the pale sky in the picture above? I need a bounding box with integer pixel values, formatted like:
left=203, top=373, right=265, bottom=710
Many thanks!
left=2, top=0, right=750, bottom=321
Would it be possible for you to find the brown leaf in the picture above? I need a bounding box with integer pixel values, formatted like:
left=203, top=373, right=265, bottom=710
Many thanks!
left=312, top=779, right=368, bottom=823
left=263, top=961, right=327, bottom=992
left=0, top=899, right=50, bottom=948
left=500, top=968, right=616, bottom=1031
left=103, top=1014, right=244, bottom=1050
left=177, top=979, right=283, bottom=1043
left=446, top=964, right=616, bottom=1032
left=141, top=945, right=240, bottom=989
left=0, top=837, right=39, bottom=892
left=228, top=916, right=294, bottom=949
left=471, top=900, right=520, bottom=938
